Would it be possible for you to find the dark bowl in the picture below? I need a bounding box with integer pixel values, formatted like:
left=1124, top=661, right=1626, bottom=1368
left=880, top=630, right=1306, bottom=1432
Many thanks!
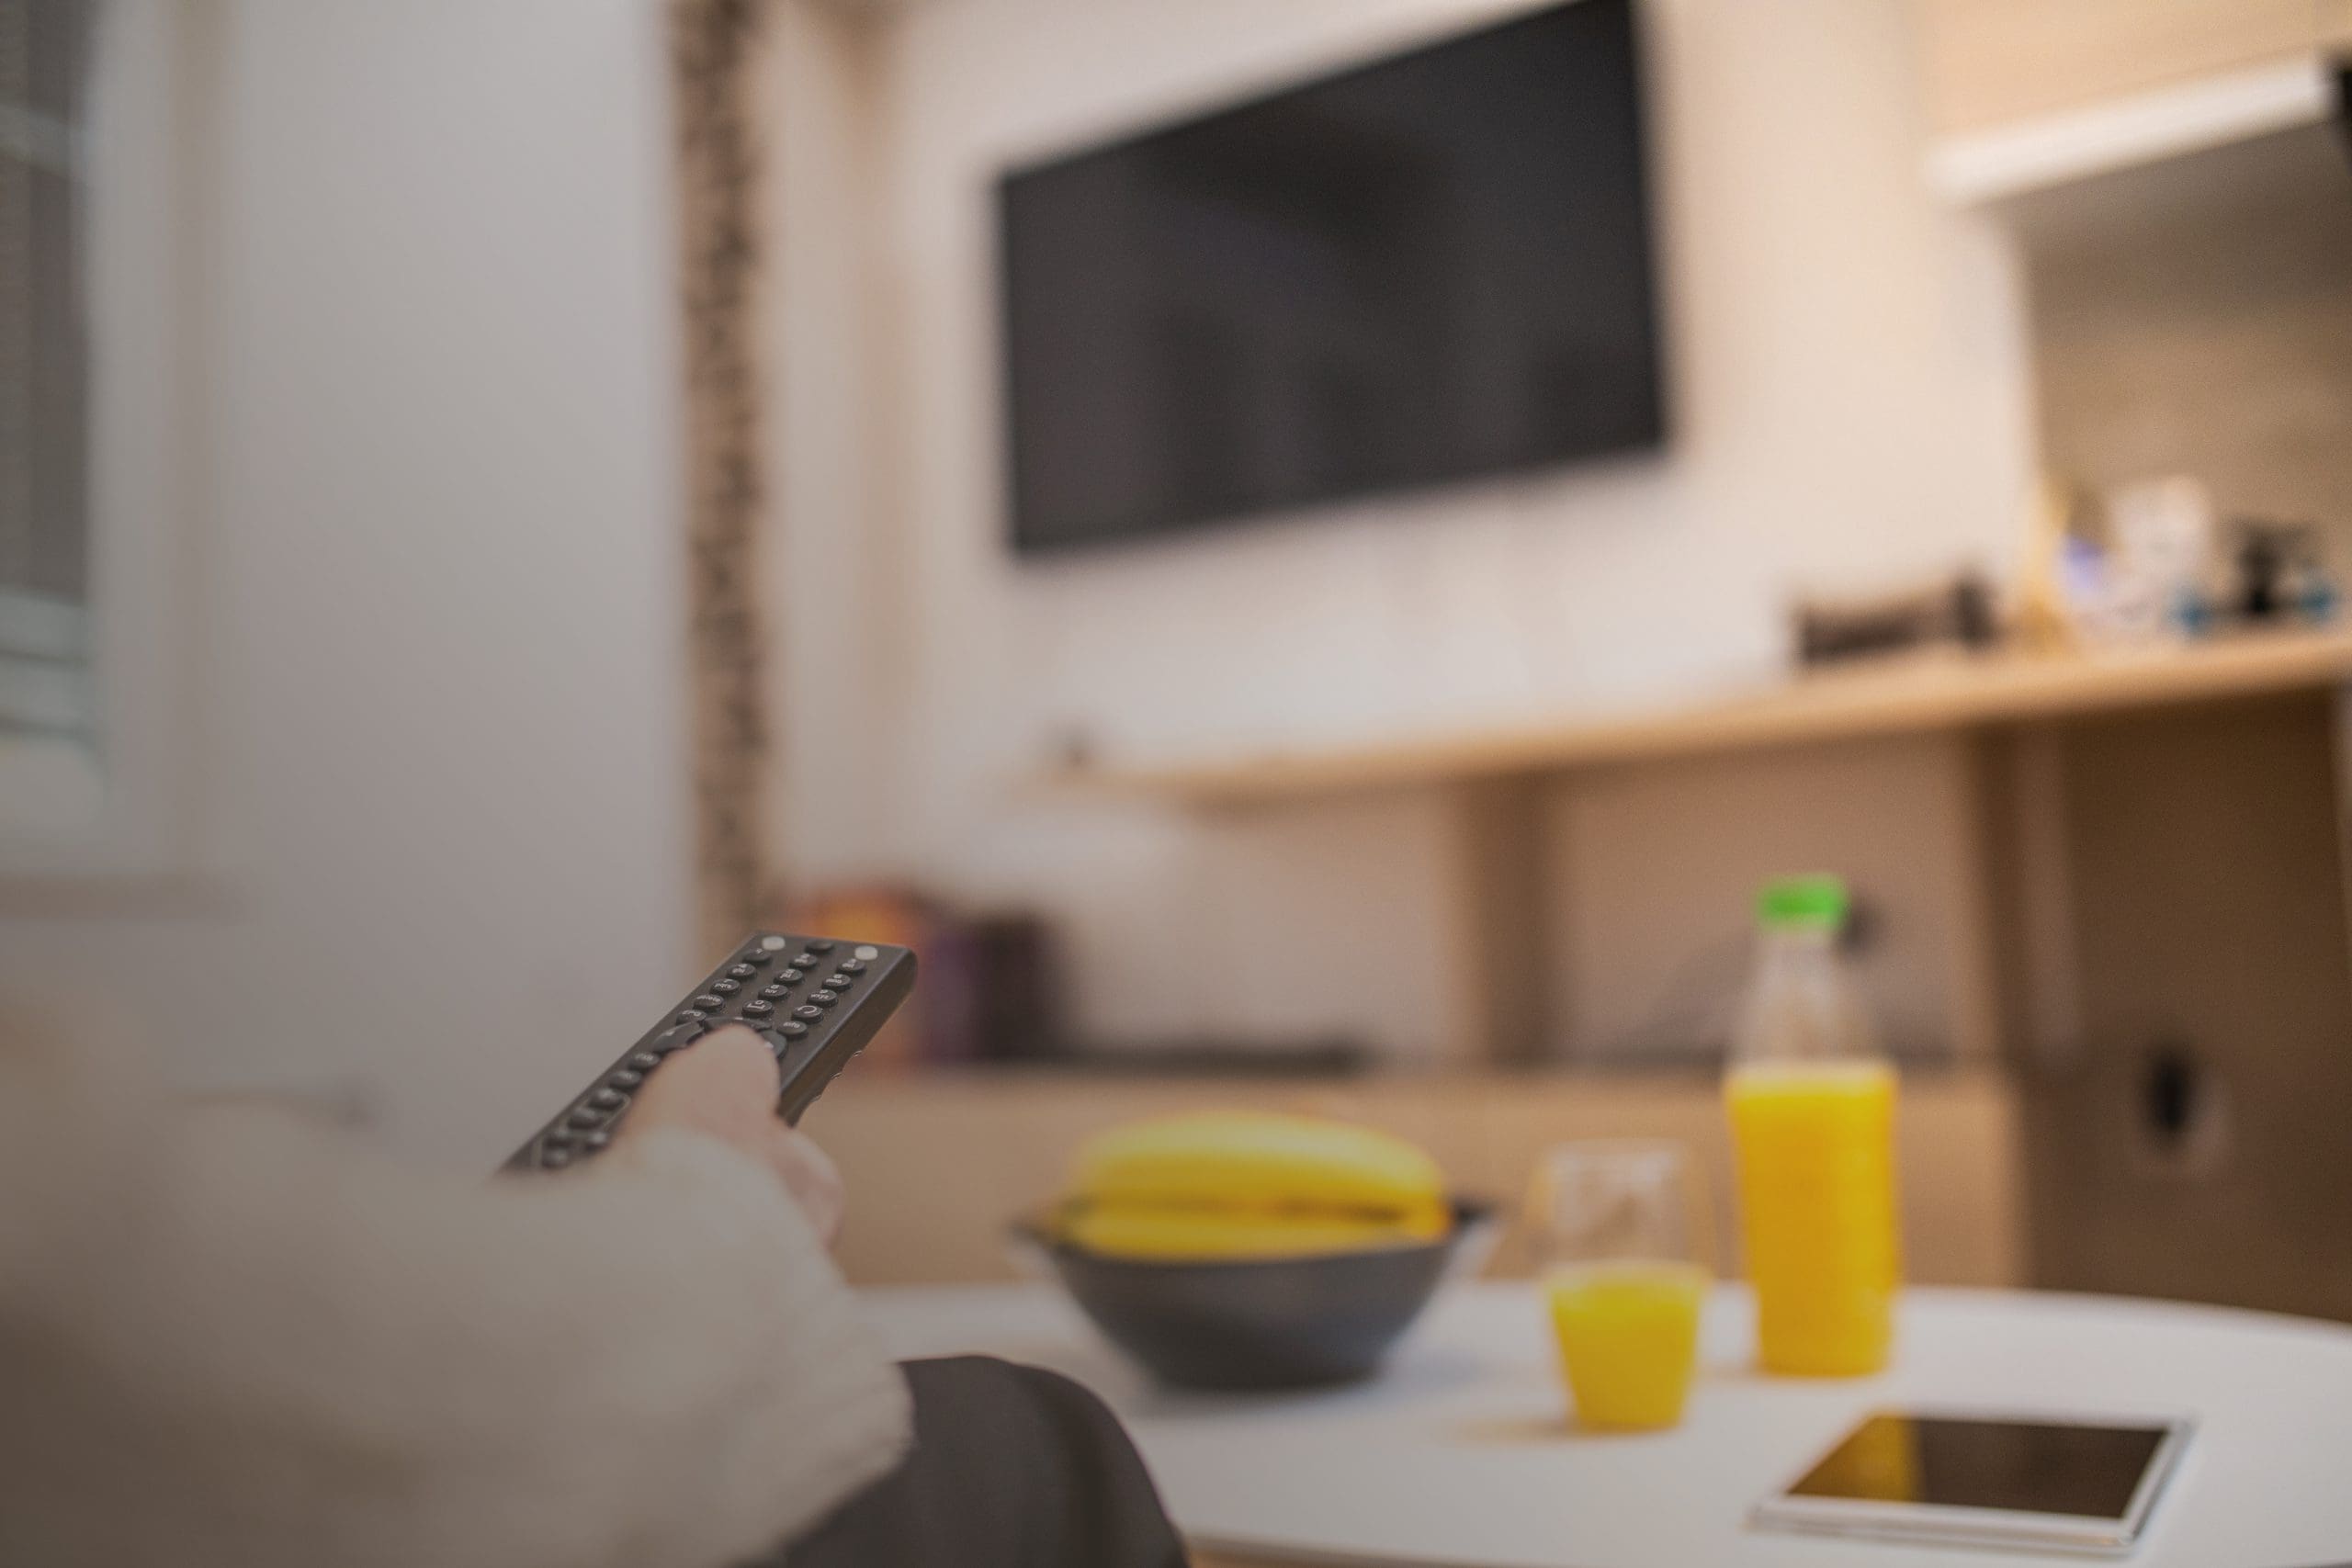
left=1014, top=1199, right=1496, bottom=1391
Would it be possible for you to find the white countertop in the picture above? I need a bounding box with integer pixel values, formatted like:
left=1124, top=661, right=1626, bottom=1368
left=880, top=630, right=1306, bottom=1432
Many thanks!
left=862, top=1280, right=2352, bottom=1567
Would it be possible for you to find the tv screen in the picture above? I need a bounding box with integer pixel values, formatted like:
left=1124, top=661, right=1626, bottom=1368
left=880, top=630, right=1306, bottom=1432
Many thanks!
left=998, top=0, right=1665, bottom=555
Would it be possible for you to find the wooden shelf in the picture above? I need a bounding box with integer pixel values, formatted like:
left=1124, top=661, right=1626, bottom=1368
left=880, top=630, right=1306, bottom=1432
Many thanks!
left=1043, top=628, right=2352, bottom=807
left=1925, top=54, right=2339, bottom=208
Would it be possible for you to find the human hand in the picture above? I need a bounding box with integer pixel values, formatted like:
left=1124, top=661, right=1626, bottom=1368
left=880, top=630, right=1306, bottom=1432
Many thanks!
left=620, top=1025, right=845, bottom=1246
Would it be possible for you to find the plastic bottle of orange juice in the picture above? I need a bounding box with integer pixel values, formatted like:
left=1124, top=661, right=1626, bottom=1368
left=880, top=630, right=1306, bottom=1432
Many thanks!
left=1725, top=875, right=1901, bottom=1376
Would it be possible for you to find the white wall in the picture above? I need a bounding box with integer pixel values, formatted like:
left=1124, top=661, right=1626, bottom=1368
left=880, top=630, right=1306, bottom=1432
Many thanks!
left=804, top=0, right=2034, bottom=1057
left=0, top=0, right=695, bottom=1166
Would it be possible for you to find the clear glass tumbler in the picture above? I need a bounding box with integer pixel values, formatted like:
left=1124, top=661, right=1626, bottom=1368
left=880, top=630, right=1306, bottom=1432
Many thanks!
left=1527, top=1140, right=1711, bottom=1430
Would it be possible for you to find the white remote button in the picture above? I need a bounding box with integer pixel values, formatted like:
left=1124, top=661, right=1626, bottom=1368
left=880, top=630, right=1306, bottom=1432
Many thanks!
left=854, top=944, right=879, bottom=961
left=761, top=935, right=787, bottom=951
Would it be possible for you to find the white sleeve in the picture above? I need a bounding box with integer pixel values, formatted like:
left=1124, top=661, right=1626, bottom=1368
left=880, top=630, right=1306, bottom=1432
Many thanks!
left=0, top=1045, right=910, bottom=1568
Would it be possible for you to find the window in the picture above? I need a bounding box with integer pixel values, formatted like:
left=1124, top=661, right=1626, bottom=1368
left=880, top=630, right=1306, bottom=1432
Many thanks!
left=0, top=0, right=203, bottom=878
left=0, top=0, right=94, bottom=745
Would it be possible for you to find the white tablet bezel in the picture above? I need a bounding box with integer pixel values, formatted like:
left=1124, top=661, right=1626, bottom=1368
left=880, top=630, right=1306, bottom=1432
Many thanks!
left=1748, top=1406, right=2197, bottom=1557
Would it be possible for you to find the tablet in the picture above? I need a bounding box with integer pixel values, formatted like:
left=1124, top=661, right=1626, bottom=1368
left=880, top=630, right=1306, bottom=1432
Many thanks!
left=1750, top=1409, right=2195, bottom=1556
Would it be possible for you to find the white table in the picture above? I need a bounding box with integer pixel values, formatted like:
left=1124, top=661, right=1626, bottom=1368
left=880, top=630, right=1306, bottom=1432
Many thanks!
left=864, top=1281, right=2352, bottom=1568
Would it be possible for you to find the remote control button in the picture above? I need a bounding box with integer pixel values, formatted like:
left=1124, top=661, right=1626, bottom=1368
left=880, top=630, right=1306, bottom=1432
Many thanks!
left=611, top=1068, right=644, bottom=1089
left=836, top=957, right=867, bottom=975
left=676, top=1008, right=709, bottom=1024
left=541, top=1128, right=575, bottom=1148
left=854, top=945, right=879, bottom=961
left=541, top=1147, right=573, bottom=1169
left=650, top=1022, right=708, bottom=1054
left=691, top=994, right=725, bottom=1012
left=588, top=1088, right=627, bottom=1111
left=761, top=935, right=788, bottom=952
left=792, top=1004, right=824, bottom=1022
left=808, top=989, right=839, bottom=1008
left=822, top=972, right=855, bottom=990
left=581, top=1130, right=612, bottom=1152
left=794, top=953, right=823, bottom=968
left=710, top=978, right=742, bottom=997
left=758, top=982, right=789, bottom=1000
left=628, top=1052, right=662, bottom=1072
left=805, top=940, right=836, bottom=953
left=727, top=964, right=759, bottom=980
left=778, top=968, right=805, bottom=985
left=566, top=1107, right=606, bottom=1130
left=775, top=1020, right=809, bottom=1040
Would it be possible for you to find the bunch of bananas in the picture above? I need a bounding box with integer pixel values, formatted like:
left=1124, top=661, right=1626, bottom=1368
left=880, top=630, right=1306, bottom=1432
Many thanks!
left=1053, top=1111, right=1452, bottom=1260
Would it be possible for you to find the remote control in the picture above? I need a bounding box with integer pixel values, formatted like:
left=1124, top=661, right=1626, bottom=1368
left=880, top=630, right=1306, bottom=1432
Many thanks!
left=504, top=931, right=917, bottom=1171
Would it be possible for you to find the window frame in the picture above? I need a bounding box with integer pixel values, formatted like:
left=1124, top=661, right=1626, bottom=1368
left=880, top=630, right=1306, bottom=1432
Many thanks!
left=0, top=0, right=212, bottom=885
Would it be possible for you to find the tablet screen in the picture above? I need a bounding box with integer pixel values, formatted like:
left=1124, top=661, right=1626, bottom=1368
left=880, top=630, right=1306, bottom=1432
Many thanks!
left=1786, top=1415, right=2171, bottom=1521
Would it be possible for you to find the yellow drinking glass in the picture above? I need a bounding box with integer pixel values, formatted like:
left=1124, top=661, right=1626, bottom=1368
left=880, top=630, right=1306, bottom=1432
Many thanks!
left=1529, top=1141, right=1711, bottom=1431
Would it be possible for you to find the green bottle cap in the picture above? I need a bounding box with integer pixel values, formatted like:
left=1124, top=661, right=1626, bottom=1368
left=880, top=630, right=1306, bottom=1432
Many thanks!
left=1757, top=874, right=1848, bottom=931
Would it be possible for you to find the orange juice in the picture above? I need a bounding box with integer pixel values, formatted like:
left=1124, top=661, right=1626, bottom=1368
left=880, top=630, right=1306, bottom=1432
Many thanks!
left=1726, top=1060, right=1900, bottom=1376
left=1545, top=1261, right=1708, bottom=1428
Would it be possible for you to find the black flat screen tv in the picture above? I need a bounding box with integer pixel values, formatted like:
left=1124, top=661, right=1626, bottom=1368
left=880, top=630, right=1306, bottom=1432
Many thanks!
left=998, top=0, right=1664, bottom=555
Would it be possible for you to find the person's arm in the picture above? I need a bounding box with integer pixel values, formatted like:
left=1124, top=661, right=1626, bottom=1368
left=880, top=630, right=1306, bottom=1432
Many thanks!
left=0, top=1021, right=910, bottom=1568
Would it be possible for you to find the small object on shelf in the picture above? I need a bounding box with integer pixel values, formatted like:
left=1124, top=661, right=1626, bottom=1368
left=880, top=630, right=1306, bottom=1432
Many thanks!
left=2099, top=475, right=2214, bottom=642
left=2158, top=517, right=2338, bottom=636
left=784, top=891, right=1075, bottom=1065
left=779, top=888, right=936, bottom=1068
left=2010, top=477, right=2090, bottom=653
left=2228, top=519, right=2336, bottom=626
left=934, top=914, right=1066, bottom=1063
left=1792, top=570, right=1998, bottom=668
left=2026, top=476, right=2338, bottom=643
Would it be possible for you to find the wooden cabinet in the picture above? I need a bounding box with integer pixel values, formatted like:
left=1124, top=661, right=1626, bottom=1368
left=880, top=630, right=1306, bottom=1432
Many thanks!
left=1915, top=0, right=2335, bottom=132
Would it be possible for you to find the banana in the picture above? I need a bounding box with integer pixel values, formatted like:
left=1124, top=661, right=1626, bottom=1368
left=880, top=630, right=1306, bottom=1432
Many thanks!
left=1055, top=1111, right=1451, bottom=1260
left=1070, top=1111, right=1446, bottom=1212
left=1061, top=1201, right=1446, bottom=1259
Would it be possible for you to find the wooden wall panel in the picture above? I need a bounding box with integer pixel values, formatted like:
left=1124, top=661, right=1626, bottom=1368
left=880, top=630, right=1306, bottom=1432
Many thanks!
left=1439, top=779, right=1555, bottom=1066
left=2022, top=694, right=2352, bottom=1320
left=1544, top=735, right=1990, bottom=1064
